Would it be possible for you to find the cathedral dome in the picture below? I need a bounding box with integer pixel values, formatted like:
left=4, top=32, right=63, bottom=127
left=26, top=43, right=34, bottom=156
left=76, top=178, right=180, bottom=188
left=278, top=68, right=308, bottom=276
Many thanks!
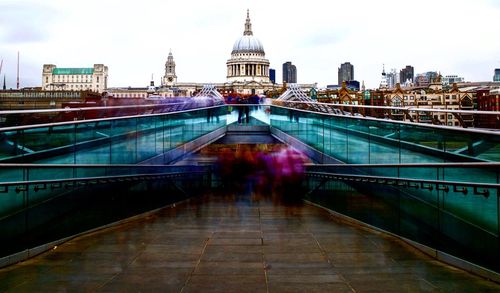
left=231, top=10, right=265, bottom=55
left=232, top=35, right=264, bottom=54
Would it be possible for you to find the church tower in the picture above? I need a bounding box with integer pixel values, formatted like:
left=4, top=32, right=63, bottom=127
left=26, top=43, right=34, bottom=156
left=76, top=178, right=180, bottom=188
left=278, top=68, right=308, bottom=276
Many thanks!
left=163, top=50, right=177, bottom=86
left=379, top=64, right=388, bottom=89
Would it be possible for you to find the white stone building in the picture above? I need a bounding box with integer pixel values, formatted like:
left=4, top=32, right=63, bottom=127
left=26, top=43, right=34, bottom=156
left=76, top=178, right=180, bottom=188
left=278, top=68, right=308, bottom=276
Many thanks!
left=226, top=9, right=271, bottom=86
left=42, top=64, right=108, bottom=93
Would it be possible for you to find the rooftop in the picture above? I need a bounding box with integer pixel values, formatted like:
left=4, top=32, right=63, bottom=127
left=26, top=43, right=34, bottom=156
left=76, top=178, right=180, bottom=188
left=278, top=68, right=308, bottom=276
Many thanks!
left=52, top=68, right=94, bottom=75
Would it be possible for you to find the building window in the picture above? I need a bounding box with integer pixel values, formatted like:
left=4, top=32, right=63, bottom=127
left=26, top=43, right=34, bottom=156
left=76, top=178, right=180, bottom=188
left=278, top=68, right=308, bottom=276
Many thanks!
left=448, top=115, right=453, bottom=119
left=97, top=76, right=99, bottom=83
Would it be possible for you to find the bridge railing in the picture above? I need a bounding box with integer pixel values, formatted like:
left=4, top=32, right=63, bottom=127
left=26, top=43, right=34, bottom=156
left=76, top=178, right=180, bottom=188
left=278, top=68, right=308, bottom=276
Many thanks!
left=0, top=98, right=228, bottom=128
left=271, top=104, right=500, bottom=163
left=304, top=165, right=500, bottom=274
left=0, top=106, right=228, bottom=164
left=0, top=164, right=211, bottom=263
left=273, top=99, right=500, bottom=129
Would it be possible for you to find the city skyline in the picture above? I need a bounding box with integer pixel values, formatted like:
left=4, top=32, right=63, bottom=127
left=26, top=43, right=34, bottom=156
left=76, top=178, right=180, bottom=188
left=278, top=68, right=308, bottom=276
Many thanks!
left=1, top=0, right=499, bottom=90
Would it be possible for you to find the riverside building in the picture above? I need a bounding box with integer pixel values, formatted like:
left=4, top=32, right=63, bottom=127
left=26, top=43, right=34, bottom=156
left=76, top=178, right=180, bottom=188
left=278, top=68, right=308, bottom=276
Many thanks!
left=42, top=64, right=108, bottom=93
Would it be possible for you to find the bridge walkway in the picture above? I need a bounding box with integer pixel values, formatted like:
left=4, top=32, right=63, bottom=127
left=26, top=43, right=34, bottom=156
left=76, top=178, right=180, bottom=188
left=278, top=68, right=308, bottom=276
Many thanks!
left=0, top=192, right=498, bottom=292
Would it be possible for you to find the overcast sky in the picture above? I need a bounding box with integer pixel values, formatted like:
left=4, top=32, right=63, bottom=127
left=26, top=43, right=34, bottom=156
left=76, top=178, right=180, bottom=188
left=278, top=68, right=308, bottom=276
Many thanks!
left=1, top=0, right=499, bottom=89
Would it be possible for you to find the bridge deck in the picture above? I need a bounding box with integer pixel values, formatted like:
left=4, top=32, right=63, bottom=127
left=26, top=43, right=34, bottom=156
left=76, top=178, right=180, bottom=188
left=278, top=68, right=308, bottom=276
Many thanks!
left=0, top=193, right=498, bottom=292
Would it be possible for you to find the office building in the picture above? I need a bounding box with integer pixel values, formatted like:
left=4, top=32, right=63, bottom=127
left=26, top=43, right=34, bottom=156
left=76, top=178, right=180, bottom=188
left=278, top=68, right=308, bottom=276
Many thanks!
left=282, top=62, right=297, bottom=83
left=269, top=68, right=276, bottom=84
left=338, top=62, right=354, bottom=85
left=386, top=69, right=398, bottom=89
left=400, top=65, right=414, bottom=84
left=494, top=69, right=500, bottom=82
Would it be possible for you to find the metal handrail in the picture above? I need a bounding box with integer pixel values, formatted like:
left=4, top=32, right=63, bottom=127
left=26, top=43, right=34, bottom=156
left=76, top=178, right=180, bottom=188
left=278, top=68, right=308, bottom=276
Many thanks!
left=0, top=101, right=217, bottom=115
left=275, top=99, right=500, bottom=115
left=0, top=163, right=206, bottom=168
left=304, top=162, right=500, bottom=168
left=271, top=104, right=500, bottom=135
left=0, top=104, right=228, bottom=132
left=306, top=171, right=499, bottom=192
left=0, top=162, right=497, bottom=169
left=0, top=170, right=208, bottom=191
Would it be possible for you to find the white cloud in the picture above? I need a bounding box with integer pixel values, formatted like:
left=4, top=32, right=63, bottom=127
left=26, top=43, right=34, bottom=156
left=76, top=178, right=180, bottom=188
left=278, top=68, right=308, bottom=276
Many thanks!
left=1, top=0, right=499, bottom=89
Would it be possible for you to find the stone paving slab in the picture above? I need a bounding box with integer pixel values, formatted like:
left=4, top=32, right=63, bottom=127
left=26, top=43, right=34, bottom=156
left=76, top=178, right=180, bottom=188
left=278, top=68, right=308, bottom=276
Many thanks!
left=0, top=193, right=499, bottom=292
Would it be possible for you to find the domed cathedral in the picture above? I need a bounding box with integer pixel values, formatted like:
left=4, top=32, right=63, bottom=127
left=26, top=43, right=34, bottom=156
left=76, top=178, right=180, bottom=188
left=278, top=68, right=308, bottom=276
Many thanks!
left=149, top=10, right=313, bottom=98
left=225, top=10, right=272, bottom=94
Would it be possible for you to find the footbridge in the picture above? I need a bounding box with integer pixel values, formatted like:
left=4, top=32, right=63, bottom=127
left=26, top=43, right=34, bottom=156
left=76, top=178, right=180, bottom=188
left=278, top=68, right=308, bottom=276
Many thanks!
left=0, top=98, right=499, bottom=291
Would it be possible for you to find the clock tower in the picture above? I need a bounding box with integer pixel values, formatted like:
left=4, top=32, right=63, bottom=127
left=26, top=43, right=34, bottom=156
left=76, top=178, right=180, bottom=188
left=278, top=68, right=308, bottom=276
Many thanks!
left=163, top=50, right=177, bottom=86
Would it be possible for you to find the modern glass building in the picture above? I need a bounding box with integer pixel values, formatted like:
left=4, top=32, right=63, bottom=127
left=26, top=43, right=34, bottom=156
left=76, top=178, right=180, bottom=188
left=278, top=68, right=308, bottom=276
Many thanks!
left=338, top=62, right=354, bottom=85
left=494, top=68, right=500, bottom=81
left=282, top=61, right=297, bottom=83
